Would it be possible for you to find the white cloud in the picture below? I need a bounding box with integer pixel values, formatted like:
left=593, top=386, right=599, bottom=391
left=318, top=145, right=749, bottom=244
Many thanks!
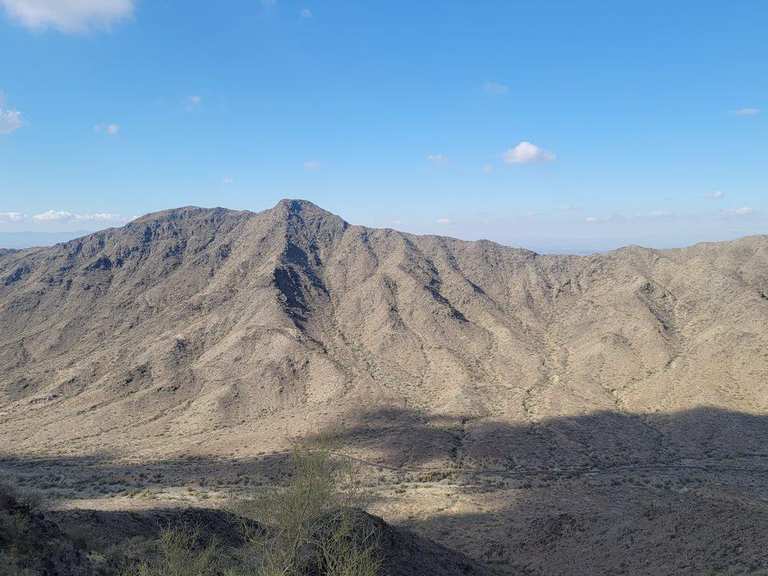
left=584, top=214, right=626, bottom=224
left=0, top=107, right=22, bottom=134
left=185, top=95, right=202, bottom=111
left=0, top=93, right=23, bottom=134
left=427, top=154, right=447, bottom=164
left=76, top=212, right=127, bottom=222
left=503, top=141, right=556, bottom=164
left=30, top=210, right=129, bottom=224
left=0, top=0, right=134, bottom=33
left=705, top=190, right=725, bottom=199
left=300, top=8, right=312, bottom=18
left=94, top=123, right=119, bottom=135
left=32, top=210, right=74, bottom=222
left=303, top=160, right=321, bottom=171
left=721, top=206, right=755, bottom=217
left=436, top=217, right=452, bottom=225
left=483, top=81, right=509, bottom=95
left=222, top=176, right=234, bottom=185
left=647, top=210, right=674, bottom=218
left=732, top=107, right=760, bottom=117
left=0, top=211, right=25, bottom=223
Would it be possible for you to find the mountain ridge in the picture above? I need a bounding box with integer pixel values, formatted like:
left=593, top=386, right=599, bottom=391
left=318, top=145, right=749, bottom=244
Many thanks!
left=3, top=199, right=768, bottom=575
left=8, top=198, right=765, bottom=257
left=1, top=199, right=767, bottom=461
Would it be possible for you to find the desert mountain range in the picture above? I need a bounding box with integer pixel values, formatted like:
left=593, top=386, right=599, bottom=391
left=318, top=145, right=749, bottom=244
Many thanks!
left=2, top=198, right=767, bottom=460
left=2, top=199, right=768, bottom=574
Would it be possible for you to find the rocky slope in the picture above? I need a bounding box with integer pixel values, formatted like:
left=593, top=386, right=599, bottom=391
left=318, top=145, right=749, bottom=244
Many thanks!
left=1, top=199, right=767, bottom=463
left=2, top=199, right=768, bottom=575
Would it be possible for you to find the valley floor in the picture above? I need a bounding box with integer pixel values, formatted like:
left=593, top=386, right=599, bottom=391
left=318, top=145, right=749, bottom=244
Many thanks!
left=3, top=438, right=768, bottom=575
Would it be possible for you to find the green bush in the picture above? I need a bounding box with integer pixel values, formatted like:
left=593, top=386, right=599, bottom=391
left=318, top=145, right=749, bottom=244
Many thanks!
left=120, top=524, right=222, bottom=576
left=233, top=448, right=380, bottom=576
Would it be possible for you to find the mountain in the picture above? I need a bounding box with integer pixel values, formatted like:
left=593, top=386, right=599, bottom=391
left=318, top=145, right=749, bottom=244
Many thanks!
left=2, top=199, right=767, bottom=460
left=2, top=199, right=768, bottom=575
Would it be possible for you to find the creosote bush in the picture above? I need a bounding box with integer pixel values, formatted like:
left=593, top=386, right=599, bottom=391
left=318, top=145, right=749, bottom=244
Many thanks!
left=232, top=448, right=380, bottom=576
left=121, top=523, right=222, bottom=576
left=124, top=449, right=380, bottom=576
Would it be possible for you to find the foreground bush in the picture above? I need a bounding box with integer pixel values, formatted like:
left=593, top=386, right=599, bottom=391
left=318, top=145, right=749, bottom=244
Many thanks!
left=123, top=449, right=380, bottom=576
left=121, top=523, right=222, bottom=576
left=0, top=480, right=92, bottom=576
left=233, top=448, right=380, bottom=576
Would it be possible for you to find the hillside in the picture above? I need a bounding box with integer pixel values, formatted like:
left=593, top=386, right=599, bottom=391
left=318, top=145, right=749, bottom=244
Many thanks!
left=1, top=199, right=767, bottom=460
left=2, top=199, right=768, bottom=574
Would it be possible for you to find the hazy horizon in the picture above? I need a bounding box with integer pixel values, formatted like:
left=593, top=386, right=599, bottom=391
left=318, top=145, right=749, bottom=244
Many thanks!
left=1, top=199, right=765, bottom=255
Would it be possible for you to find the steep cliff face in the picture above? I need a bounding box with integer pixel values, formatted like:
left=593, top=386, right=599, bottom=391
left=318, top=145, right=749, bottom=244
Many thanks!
left=1, top=199, right=768, bottom=464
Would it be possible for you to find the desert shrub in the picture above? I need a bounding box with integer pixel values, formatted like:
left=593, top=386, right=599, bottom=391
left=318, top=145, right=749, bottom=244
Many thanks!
left=0, top=480, right=88, bottom=576
left=317, top=509, right=380, bottom=576
left=232, top=448, right=380, bottom=576
left=0, top=480, right=39, bottom=573
left=120, top=523, right=222, bottom=576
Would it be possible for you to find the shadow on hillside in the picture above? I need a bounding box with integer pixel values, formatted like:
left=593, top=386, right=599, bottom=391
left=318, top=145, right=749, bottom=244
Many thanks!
left=309, top=405, right=768, bottom=471
left=3, top=406, right=768, bottom=575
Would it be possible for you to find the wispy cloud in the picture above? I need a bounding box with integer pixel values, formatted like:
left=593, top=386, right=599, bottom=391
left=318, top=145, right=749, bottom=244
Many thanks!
left=300, top=8, right=312, bottom=18
left=482, top=163, right=494, bottom=174
left=721, top=206, right=755, bottom=217
left=94, top=123, right=120, bottom=136
left=483, top=81, right=509, bottom=95
left=0, top=93, right=23, bottom=135
left=31, top=210, right=74, bottom=222
left=503, top=141, right=555, bottom=164
left=222, top=176, right=234, bottom=185
left=584, top=214, right=627, bottom=224
left=731, top=107, right=760, bottom=117
left=436, top=217, right=452, bottom=225
left=0, top=0, right=135, bottom=33
left=705, top=190, right=725, bottom=200
left=29, top=210, right=130, bottom=224
left=303, top=160, right=322, bottom=171
left=427, top=154, right=447, bottom=164
left=0, top=211, right=25, bottom=223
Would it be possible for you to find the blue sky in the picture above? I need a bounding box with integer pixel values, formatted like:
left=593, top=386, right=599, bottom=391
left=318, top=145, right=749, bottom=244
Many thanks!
left=0, top=0, right=765, bottom=253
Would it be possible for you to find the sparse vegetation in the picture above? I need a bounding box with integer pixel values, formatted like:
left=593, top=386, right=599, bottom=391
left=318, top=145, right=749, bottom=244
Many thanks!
left=120, top=524, right=223, bottom=576
left=1, top=451, right=381, bottom=576
left=121, top=449, right=380, bottom=576
left=231, top=448, right=380, bottom=576
left=0, top=480, right=88, bottom=576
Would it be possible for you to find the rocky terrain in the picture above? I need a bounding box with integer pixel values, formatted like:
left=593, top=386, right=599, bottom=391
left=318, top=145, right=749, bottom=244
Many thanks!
left=1, top=481, right=490, bottom=576
left=2, top=199, right=768, bottom=574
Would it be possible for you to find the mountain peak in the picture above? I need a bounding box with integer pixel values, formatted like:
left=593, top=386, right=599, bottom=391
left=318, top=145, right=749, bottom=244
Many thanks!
left=275, top=198, right=320, bottom=212
left=273, top=198, right=343, bottom=219
left=270, top=199, right=349, bottom=233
